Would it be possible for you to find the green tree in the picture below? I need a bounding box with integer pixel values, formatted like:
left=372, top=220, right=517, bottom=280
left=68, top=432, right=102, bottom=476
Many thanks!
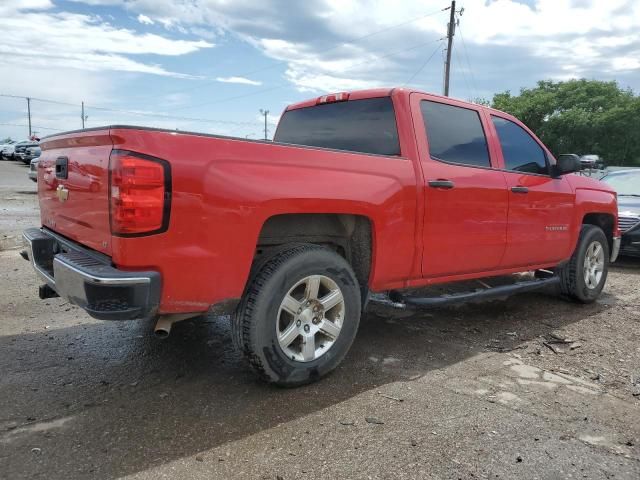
left=491, top=79, right=640, bottom=166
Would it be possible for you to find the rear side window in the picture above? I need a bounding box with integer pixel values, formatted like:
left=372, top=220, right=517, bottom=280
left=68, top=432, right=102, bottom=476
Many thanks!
left=274, top=97, right=400, bottom=156
left=491, top=116, right=548, bottom=175
left=420, top=101, right=490, bottom=168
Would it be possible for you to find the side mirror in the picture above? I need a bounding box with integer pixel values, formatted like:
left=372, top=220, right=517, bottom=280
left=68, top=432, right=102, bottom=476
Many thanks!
left=553, top=154, right=582, bottom=177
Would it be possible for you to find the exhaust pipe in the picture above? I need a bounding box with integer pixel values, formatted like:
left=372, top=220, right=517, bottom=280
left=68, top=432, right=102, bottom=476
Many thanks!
left=154, top=316, right=174, bottom=338
left=154, top=313, right=199, bottom=339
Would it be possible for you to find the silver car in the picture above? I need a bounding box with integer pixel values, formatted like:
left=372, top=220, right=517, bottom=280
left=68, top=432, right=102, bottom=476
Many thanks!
left=28, top=158, right=39, bottom=182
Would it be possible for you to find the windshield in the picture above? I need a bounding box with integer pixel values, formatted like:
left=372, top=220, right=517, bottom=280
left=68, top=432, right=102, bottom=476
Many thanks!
left=601, top=171, right=640, bottom=195
left=274, top=97, right=400, bottom=156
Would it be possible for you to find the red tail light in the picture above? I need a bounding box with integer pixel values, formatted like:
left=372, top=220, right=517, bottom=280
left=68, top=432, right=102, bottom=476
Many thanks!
left=109, top=150, right=171, bottom=236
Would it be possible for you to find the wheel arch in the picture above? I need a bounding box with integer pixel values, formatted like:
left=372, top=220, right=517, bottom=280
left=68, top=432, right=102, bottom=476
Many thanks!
left=255, top=213, right=373, bottom=294
left=582, top=212, right=615, bottom=253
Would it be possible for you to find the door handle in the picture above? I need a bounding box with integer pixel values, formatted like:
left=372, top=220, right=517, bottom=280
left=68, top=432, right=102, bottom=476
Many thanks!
left=428, top=179, right=455, bottom=189
left=511, top=186, right=529, bottom=194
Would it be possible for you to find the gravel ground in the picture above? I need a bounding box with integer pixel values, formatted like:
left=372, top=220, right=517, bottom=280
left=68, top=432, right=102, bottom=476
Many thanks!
left=0, top=159, right=37, bottom=250
left=0, top=159, right=638, bottom=479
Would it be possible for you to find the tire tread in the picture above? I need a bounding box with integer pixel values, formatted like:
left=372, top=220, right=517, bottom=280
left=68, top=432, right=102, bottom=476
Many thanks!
left=233, top=244, right=335, bottom=384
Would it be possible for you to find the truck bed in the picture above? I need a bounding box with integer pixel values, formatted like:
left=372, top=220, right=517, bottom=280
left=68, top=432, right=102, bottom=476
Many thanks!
left=37, top=125, right=418, bottom=314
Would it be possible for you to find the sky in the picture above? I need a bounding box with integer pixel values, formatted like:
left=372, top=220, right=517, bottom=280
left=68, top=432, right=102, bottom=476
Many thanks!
left=1, top=0, right=639, bottom=141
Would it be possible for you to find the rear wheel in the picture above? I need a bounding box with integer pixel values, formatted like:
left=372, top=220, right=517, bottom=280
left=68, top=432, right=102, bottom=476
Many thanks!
left=233, top=244, right=361, bottom=386
left=558, top=225, right=609, bottom=303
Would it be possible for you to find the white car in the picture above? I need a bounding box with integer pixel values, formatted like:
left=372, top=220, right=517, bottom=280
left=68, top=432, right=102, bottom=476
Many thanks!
left=2, top=140, right=32, bottom=160
left=1, top=141, right=17, bottom=159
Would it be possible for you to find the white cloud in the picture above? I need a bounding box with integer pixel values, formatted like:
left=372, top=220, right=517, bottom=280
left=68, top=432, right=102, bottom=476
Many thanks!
left=137, top=14, right=154, bottom=25
left=70, top=0, right=640, bottom=96
left=0, top=0, right=53, bottom=15
left=216, top=76, right=263, bottom=86
left=0, top=6, right=214, bottom=79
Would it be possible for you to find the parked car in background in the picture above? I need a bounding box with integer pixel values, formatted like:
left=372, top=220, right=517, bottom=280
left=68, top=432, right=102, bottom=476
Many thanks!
left=1, top=140, right=23, bottom=160
left=28, top=158, right=40, bottom=182
left=27, top=147, right=42, bottom=182
left=580, top=154, right=605, bottom=170
left=23, top=145, right=41, bottom=164
left=15, top=141, right=39, bottom=164
left=0, top=140, right=16, bottom=160
left=601, top=169, right=640, bottom=257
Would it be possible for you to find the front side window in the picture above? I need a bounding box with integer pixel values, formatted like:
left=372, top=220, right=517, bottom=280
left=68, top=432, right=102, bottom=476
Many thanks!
left=420, top=100, right=491, bottom=168
left=491, top=116, right=548, bottom=175
left=274, top=97, right=400, bottom=156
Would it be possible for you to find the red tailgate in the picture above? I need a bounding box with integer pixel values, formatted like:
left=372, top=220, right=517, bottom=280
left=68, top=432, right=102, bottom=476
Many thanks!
left=38, top=129, right=113, bottom=255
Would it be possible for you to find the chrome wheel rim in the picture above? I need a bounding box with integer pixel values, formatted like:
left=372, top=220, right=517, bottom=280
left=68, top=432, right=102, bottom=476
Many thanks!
left=583, top=240, right=605, bottom=289
left=276, top=275, right=345, bottom=363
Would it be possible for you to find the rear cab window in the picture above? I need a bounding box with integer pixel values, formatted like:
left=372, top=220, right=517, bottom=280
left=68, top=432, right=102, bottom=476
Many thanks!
left=274, top=97, right=400, bottom=156
left=420, top=100, right=491, bottom=168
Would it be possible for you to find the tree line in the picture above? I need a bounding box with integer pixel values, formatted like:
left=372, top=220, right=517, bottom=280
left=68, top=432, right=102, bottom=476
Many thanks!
left=487, top=79, right=640, bottom=167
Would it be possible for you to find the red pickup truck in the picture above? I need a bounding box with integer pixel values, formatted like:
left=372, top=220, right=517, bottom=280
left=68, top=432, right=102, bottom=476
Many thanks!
left=23, top=88, right=620, bottom=386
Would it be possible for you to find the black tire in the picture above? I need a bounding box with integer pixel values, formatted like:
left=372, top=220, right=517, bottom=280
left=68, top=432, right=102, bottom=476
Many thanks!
left=558, top=225, right=609, bottom=303
left=233, top=244, right=361, bottom=387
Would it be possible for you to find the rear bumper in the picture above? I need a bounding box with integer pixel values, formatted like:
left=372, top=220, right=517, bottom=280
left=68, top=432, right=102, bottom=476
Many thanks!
left=22, top=228, right=160, bottom=320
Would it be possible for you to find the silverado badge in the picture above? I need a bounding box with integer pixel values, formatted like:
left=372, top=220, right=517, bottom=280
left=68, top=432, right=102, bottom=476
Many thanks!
left=56, top=184, right=69, bottom=203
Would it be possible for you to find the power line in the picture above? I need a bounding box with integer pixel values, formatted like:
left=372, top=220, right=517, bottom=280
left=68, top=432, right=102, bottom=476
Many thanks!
left=172, top=37, right=444, bottom=112
left=453, top=46, right=472, bottom=101
left=82, top=104, right=269, bottom=126
left=1, top=8, right=450, bottom=123
left=0, top=122, right=64, bottom=132
left=145, top=6, right=451, bottom=101
left=0, top=94, right=77, bottom=108
left=5, top=36, right=444, bottom=121
left=403, top=41, right=444, bottom=87
left=169, top=86, right=284, bottom=112
left=0, top=93, right=272, bottom=127
left=1, top=10, right=448, bottom=132
left=457, top=23, right=479, bottom=100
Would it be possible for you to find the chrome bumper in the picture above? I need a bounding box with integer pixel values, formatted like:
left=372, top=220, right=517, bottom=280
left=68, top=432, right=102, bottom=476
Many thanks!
left=610, top=236, right=621, bottom=263
left=22, top=228, right=161, bottom=320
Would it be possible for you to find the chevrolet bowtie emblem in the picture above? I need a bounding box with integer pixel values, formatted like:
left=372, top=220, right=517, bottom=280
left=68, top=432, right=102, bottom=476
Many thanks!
left=56, top=184, right=69, bottom=202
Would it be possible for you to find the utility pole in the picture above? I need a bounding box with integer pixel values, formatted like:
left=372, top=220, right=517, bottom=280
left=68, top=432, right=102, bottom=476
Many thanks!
left=26, top=97, right=32, bottom=138
left=443, top=1, right=456, bottom=97
left=81, top=101, right=87, bottom=129
left=259, top=109, right=269, bottom=140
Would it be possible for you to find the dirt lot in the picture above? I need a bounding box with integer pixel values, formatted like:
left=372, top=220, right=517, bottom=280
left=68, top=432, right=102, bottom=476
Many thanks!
left=0, top=159, right=639, bottom=479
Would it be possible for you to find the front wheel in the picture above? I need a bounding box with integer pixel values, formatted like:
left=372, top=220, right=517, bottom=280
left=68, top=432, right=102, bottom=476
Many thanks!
left=558, top=225, right=609, bottom=303
left=233, top=244, right=361, bottom=387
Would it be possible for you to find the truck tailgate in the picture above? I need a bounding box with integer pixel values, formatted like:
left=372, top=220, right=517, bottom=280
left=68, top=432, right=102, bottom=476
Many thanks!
left=38, top=129, right=113, bottom=256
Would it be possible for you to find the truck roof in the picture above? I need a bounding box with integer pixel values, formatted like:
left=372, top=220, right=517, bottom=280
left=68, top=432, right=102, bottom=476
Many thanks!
left=285, top=87, right=492, bottom=113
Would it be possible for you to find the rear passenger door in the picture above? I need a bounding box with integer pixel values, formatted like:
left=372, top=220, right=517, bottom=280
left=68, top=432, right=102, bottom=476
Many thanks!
left=411, top=94, right=509, bottom=278
left=488, top=114, right=575, bottom=267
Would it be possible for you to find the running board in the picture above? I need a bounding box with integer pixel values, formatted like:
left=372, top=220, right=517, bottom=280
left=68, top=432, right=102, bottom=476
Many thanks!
left=387, top=276, right=561, bottom=308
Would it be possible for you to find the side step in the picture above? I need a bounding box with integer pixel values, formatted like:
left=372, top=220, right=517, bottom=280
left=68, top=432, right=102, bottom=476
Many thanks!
left=388, top=276, right=561, bottom=308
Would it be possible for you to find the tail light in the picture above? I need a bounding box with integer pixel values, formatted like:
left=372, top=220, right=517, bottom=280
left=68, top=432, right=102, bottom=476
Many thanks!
left=109, top=150, right=171, bottom=236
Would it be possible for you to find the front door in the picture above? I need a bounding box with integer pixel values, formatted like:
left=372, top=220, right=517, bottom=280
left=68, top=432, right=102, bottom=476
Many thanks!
left=412, top=95, right=509, bottom=278
left=487, top=114, right=575, bottom=267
